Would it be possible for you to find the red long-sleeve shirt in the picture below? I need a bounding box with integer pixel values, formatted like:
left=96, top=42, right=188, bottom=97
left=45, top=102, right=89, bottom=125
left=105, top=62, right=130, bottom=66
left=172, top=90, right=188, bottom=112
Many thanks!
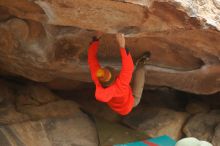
left=88, top=41, right=134, bottom=115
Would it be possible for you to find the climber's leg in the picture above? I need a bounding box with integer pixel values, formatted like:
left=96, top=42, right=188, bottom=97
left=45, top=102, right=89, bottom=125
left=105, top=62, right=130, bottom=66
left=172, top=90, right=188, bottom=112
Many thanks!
left=132, top=51, right=151, bottom=107
left=132, top=65, right=146, bottom=107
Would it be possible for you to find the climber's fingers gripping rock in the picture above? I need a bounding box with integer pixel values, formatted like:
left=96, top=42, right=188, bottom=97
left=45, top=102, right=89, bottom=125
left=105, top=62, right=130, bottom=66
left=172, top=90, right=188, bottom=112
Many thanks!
left=116, top=33, right=125, bottom=48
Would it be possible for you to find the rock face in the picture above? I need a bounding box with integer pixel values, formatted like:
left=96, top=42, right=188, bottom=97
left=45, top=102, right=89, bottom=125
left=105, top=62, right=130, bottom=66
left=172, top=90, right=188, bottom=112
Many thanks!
left=123, top=107, right=189, bottom=140
left=186, top=99, right=210, bottom=114
left=141, top=88, right=187, bottom=110
left=183, top=110, right=220, bottom=142
left=0, top=117, right=97, bottom=146
left=212, top=124, right=220, bottom=146
left=95, top=117, right=148, bottom=146
left=0, top=79, right=98, bottom=146
left=0, top=0, right=220, bottom=94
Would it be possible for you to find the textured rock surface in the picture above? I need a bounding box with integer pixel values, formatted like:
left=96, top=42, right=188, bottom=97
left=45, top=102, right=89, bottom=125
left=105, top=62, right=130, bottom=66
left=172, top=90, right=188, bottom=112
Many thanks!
left=201, top=93, right=220, bottom=109
left=123, top=107, right=189, bottom=140
left=186, top=99, right=210, bottom=114
left=183, top=110, right=220, bottom=142
left=141, top=88, right=187, bottom=110
left=123, top=0, right=220, bottom=30
left=0, top=80, right=98, bottom=146
left=95, top=117, right=148, bottom=146
left=0, top=118, right=98, bottom=146
left=212, top=124, right=220, bottom=146
left=0, top=0, right=220, bottom=94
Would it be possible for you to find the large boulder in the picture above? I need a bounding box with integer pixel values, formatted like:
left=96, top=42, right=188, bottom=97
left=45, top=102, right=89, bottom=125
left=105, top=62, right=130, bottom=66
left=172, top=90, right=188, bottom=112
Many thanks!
left=0, top=117, right=98, bottom=146
left=123, top=107, right=189, bottom=140
left=212, top=123, right=220, bottom=146
left=183, top=110, right=220, bottom=142
left=0, top=80, right=98, bottom=146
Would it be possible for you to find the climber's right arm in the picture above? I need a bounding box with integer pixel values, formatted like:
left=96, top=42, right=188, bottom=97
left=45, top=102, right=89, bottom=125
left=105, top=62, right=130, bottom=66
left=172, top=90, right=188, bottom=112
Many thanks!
left=88, top=36, right=101, bottom=84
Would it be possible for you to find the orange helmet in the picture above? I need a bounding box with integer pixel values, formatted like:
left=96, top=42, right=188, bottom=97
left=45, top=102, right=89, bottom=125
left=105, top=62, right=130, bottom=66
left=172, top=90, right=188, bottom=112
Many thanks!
left=96, top=66, right=117, bottom=87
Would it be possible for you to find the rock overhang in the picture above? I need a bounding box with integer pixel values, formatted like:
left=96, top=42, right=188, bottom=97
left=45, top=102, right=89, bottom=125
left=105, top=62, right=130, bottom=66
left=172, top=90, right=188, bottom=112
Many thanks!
left=0, top=0, right=220, bottom=94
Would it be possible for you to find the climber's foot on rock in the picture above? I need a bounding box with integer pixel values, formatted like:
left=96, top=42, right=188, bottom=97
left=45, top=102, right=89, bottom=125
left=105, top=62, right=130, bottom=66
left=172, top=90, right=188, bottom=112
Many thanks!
left=136, top=51, right=151, bottom=65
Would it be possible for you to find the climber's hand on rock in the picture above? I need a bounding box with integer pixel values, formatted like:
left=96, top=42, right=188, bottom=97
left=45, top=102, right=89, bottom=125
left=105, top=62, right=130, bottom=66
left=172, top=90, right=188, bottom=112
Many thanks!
left=92, top=31, right=103, bottom=42
left=96, top=31, right=103, bottom=39
left=116, top=33, right=125, bottom=48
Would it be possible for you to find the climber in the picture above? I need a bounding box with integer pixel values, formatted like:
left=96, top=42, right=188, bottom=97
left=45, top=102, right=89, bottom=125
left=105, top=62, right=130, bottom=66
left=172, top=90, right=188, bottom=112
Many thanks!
left=88, top=32, right=135, bottom=115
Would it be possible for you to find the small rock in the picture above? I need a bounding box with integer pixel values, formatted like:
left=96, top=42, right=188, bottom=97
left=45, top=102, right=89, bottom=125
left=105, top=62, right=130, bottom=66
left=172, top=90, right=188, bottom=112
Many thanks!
left=212, top=123, right=220, bottom=146
left=123, top=107, right=189, bottom=140
left=183, top=110, right=220, bottom=141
